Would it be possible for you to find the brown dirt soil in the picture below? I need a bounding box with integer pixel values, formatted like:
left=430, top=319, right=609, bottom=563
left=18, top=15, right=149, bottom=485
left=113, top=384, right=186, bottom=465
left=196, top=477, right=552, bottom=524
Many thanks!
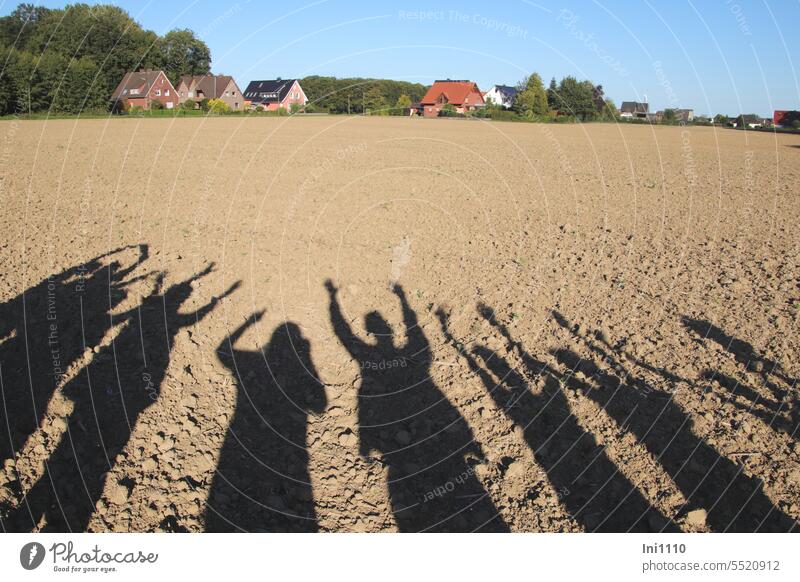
left=0, top=117, right=798, bottom=532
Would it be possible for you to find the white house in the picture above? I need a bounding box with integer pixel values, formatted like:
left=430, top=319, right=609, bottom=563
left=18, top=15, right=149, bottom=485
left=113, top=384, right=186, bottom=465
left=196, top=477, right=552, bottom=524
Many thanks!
left=483, top=85, right=517, bottom=109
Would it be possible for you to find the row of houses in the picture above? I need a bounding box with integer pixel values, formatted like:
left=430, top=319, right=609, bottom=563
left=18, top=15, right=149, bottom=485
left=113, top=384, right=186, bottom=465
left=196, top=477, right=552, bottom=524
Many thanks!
left=110, top=70, right=799, bottom=127
left=111, top=69, right=308, bottom=112
left=619, top=101, right=696, bottom=123
left=110, top=71, right=506, bottom=117
left=620, top=100, right=800, bottom=129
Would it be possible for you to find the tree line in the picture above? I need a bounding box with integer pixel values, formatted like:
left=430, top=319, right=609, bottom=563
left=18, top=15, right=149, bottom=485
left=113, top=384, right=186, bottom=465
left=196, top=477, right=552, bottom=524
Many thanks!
left=299, top=75, right=427, bottom=115
left=0, top=3, right=210, bottom=115
left=491, top=73, right=618, bottom=122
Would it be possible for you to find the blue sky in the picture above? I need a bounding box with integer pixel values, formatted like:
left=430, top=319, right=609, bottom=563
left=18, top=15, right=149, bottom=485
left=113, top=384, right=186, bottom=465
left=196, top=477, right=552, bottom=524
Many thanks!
left=3, top=0, right=799, bottom=115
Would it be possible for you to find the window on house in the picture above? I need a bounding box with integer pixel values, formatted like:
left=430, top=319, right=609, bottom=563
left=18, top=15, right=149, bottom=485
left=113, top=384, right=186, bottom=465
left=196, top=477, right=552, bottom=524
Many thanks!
left=155, top=89, right=161, bottom=96
left=165, top=89, right=170, bottom=96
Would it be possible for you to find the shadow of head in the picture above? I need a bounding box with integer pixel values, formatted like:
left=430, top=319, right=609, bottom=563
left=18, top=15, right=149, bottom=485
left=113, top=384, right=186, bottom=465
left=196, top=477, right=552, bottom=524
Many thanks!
left=365, top=311, right=393, bottom=347
left=271, top=322, right=311, bottom=357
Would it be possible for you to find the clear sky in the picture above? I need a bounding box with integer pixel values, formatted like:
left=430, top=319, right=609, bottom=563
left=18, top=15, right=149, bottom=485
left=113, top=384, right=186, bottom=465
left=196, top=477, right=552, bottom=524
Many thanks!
left=2, top=0, right=799, bottom=116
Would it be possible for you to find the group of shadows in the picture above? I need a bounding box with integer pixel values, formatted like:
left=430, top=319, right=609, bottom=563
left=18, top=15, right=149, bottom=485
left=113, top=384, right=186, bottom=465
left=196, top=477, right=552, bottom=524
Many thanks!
left=0, top=247, right=797, bottom=533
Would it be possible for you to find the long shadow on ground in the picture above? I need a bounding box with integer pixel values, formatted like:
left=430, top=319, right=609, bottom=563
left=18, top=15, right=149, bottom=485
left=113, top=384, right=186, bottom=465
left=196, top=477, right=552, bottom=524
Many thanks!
left=326, top=280, right=508, bottom=532
left=206, top=312, right=327, bottom=532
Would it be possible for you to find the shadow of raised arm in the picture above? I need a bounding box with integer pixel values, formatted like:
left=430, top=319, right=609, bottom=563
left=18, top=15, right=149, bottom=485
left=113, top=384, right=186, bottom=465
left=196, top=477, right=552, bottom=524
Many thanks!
left=325, top=279, right=366, bottom=358
left=394, top=284, right=428, bottom=356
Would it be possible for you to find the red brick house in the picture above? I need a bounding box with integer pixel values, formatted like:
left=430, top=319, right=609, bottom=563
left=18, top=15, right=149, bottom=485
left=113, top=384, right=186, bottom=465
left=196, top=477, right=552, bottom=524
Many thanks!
left=111, top=70, right=179, bottom=111
left=419, top=80, right=485, bottom=117
left=242, top=78, right=307, bottom=111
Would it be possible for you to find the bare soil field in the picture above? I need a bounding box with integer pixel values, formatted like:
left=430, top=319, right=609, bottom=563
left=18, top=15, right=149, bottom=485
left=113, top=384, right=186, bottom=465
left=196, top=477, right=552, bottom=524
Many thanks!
left=1, top=116, right=798, bottom=532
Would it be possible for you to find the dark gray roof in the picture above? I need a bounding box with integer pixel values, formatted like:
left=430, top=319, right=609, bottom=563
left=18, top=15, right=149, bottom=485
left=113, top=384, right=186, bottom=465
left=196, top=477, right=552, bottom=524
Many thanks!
left=738, top=114, right=761, bottom=123
left=243, top=79, right=299, bottom=104
left=620, top=101, right=649, bottom=113
left=491, top=85, right=517, bottom=98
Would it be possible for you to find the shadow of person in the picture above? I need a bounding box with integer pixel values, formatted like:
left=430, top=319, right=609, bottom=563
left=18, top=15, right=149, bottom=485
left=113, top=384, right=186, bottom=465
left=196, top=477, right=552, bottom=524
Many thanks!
left=683, top=317, right=798, bottom=441
left=438, top=306, right=677, bottom=532
left=6, top=265, right=239, bottom=532
left=0, top=246, right=149, bottom=514
left=206, top=312, right=327, bottom=531
left=325, top=280, right=508, bottom=532
left=552, top=310, right=797, bottom=532
left=699, top=370, right=799, bottom=440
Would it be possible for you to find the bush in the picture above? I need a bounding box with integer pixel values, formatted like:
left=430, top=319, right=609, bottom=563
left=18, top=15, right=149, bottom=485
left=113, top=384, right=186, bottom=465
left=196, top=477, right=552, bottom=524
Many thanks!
left=487, top=109, right=520, bottom=122
left=180, top=99, right=196, bottom=110
left=149, top=99, right=165, bottom=110
left=199, top=98, right=210, bottom=111
left=207, top=98, right=230, bottom=114
left=290, top=102, right=302, bottom=114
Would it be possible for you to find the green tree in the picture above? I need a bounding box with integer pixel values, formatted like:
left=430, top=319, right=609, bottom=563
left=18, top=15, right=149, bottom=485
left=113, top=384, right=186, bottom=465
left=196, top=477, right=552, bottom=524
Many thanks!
left=363, top=83, right=388, bottom=115
left=157, top=29, right=211, bottom=85
left=663, top=108, right=676, bottom=122
left=600, top=98, right=619, bottom=121
left=546, top=77, right=558, bottom=109
left=514, top=73, right=548, bottom=118
left=394, top=93, right=412, bottom=115
left=0, top=3, right=208, bottom=114
left=713, top=113, right=728, bottom=125
left=555, top=76, right=597, bottom=120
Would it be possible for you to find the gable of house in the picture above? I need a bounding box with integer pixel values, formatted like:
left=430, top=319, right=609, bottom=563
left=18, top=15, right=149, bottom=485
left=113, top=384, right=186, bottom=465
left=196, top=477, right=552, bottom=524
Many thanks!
left=112, top=70, right=164, bottom=101
left=485, top=85, right=517, bottom=106
left=244, top=79, right=301, bottom=105
left=421, top=80, right=483, bottom=106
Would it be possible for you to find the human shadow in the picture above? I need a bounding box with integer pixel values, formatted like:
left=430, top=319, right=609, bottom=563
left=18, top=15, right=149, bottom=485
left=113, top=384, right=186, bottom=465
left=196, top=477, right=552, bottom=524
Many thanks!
left=325, top=280, right=508, bottom=532
left=6, top=264, right=238, bottom=532
left=0, top=246, right=149, bottom=517
left=437, top=305, right=677, bottom=532
left=683, top=317, right=798, bottom=441
left=206, top=312, right=327, bottom=531
left=552, top=311, right=797, bottom=532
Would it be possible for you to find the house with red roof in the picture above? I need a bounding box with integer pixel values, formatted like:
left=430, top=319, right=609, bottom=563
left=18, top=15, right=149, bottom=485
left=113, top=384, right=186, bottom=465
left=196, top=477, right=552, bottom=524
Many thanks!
left=111, top=69, right=178, bottom=111
left=419, top=79, right=485, bottom=118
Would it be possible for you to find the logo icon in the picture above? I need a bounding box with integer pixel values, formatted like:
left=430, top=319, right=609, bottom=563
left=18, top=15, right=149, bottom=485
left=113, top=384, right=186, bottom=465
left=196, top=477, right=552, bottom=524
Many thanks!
left=20, top=542, right=46, bottom=570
